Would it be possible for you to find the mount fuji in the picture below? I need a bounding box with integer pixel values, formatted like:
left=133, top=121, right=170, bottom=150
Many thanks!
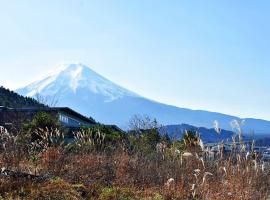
left=17, top=63, right=270, bottom=134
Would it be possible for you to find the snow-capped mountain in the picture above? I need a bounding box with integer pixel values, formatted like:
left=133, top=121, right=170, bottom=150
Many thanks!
left=18, top=63, right=138, bottom=102
left=17, top=63, right=270, bottom=134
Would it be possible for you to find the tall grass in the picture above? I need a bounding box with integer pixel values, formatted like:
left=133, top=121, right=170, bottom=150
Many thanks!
left=0, top=123, right=269, bottom=200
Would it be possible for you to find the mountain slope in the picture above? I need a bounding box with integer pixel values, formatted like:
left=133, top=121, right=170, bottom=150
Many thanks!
left=0, top=86, right=43, bottom=108
left=17, top=63, right=270, bottom=134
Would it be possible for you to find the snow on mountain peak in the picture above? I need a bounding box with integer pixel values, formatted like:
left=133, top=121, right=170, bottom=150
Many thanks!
left=17, top=63, right=139, bottom=102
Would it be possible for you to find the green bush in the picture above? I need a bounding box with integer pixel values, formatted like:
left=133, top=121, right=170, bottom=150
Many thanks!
left=182, top=130, right=200, bottom=149
left=24, top=111, right=60, bottom=130
left=99, top=187, right=138, bottom=200
left=127, top=128, right=164, bottom=155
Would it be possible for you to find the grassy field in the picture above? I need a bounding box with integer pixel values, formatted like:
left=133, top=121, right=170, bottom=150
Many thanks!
left=0, top=120, right=269, bottom=200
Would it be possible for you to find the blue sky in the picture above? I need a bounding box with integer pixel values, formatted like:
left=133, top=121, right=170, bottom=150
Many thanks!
left=0, top=0, right=270, bottom=120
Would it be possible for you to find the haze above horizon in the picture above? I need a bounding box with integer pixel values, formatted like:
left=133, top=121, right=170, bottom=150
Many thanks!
left=0, top=1, right=269, bottom=120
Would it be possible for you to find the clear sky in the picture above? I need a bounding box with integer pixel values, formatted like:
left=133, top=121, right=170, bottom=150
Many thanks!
left=0, top=0, right=269, bottom=120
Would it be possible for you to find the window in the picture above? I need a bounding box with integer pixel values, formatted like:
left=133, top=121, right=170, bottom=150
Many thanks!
left=59, top=114, right=69, bottom=124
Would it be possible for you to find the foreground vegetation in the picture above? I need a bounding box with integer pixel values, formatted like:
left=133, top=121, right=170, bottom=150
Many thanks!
left=0, top=116, right=269, bottom=200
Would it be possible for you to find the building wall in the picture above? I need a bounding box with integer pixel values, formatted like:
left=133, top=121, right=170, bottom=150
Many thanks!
left=58, top=111, right=93, bottom=128
left=0, top=109, right=59, bottom=130
left=0, top=107, right=94, bottom=130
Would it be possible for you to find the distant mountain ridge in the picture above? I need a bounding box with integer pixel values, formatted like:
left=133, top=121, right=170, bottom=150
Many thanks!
left=162, top=124, right=238, bottom=143
left=16, top=63, right=270, bottom=135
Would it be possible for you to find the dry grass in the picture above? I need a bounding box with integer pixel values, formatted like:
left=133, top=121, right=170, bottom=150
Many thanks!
left=0, top=126, right=269, bottom=200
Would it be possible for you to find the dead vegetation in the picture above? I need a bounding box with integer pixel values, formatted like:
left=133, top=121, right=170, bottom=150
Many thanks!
left=0, top=118, right=269, bottom=200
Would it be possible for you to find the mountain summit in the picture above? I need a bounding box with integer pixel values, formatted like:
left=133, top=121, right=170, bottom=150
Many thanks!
left=17, top=63, right=138, bottom=102
left=17, top=63, right=270, bottom=134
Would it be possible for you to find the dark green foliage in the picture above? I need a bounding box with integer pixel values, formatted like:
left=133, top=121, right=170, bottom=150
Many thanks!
left=182, top=130, right=200, bottom=150
left=24, top=111, right=61, bottom=130
left=127, top=128, right=165, bottom=155
left=0, top=86, right=43, bottom=108
left=88, top=116, right=97, bottom=124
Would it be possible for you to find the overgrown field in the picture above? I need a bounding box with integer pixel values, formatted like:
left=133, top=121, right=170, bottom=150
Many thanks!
left=0, top=117, right=269, bottom=200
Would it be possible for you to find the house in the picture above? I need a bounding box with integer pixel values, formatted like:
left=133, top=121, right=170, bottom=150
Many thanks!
left=0, top=106, right=96, bottom=130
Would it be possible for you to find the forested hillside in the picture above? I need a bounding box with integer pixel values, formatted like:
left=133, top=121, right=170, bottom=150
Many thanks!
left=0, top=86, right=43, bottom=108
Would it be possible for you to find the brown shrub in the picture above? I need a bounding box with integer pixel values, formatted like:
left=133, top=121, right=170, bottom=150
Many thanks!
left=29, top=178, right=83, bottom=200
